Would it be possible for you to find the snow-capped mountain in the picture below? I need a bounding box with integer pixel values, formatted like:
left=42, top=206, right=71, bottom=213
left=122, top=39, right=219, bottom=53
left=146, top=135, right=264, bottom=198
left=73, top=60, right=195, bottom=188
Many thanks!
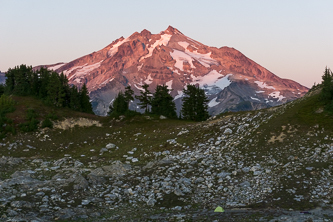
left=37, top=26, right=308, bottom=116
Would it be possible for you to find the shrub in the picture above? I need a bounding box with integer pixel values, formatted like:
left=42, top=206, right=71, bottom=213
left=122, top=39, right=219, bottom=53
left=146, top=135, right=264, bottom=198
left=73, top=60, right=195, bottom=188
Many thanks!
left=19, top=109, right=39, bottom=132
left=46, top=112, right=58, bottom=120
left=19, top=118, right=39, bottom=132
left=41, top=118, right=53, bottom=128
left=0, top=95, right=16, bottom=113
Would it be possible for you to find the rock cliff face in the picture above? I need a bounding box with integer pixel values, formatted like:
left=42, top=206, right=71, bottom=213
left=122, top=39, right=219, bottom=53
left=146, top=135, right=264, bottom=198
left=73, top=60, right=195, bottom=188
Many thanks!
left=38, top=26, right=308, bottom=115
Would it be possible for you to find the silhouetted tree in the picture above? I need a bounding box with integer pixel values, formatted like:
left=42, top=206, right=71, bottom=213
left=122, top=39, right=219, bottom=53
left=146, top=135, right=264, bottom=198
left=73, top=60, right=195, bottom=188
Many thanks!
left=47, top=72, right=65, bottom=107
left=135, top=83, right=152, bottom=113
left=108, top=91, right=128, bottom=116
left=79, top=83, right=93, bottom=113
left=124, top=85, right=134, bottom=107
left=181, top=84, right=209, bottom=121
left=320, top=67, right=333, bottom=111
left=4, top=64, right=94, bottom=114
left=151, top=85, right=177, bottom=118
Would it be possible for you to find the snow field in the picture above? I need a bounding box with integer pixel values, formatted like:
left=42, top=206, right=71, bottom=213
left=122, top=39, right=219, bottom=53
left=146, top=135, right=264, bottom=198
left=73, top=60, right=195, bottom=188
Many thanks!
left=139, top=34, right=172, bottom=62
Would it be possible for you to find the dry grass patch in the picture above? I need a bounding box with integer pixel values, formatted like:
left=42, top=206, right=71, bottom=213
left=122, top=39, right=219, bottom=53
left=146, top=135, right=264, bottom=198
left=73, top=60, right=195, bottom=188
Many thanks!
left=53, top=118, right=102, bottom=130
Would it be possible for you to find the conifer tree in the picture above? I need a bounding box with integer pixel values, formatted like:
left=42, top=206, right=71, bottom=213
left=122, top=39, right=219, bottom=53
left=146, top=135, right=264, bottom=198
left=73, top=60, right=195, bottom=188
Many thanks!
left=181, top=84, right=209, bottom=121
left=79, top=83, right=93, bottom=114
left=321, top=67, right=333, bottom=111
left=37, top=67, right=50, bottom=99
left=108, top=91, right=128, bottom=116
left=47, top=72, right=65, bottom=107
left=0, top=84, right=4, bottom=96
left=3, top=64, right=94, bottom=114
left=124, top=85, right=134, bottom=107
left=135, top=83, right=152, bottom=113
left=4, top=68, right=15, bottom=94
left=69, top=85, right=81, bottom=111
left=151, top=85, right=177, bottom=118
left=321, top=67, right=333, bottom=102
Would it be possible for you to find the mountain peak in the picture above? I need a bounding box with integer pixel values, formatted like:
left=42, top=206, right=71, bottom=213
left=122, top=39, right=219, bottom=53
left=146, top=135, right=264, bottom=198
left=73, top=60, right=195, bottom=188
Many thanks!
left=42, top=26, right=309, bottom=116
left=164, top=25, right=183, bottom=35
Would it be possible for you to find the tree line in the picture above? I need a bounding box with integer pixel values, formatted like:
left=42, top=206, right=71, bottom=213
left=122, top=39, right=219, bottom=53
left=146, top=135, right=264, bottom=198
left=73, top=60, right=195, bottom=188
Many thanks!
left=0, top=64, right=210, bottom=121
left=320, top=67, right=333, bottom=111
left=2, top=64, right=93, bottom=113
left=108, top=83, right=210, bottom=121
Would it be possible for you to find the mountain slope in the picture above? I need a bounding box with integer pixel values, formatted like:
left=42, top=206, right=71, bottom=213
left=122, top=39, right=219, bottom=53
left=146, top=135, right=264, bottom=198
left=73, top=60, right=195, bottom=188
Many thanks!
left=37, top=26, right=308, bottom=115
left=0, top=87, right=332, bottom=221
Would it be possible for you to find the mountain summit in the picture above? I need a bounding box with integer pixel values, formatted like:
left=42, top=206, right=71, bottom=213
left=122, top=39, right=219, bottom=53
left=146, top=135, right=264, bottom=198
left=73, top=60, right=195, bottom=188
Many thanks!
left=38, top=26, right=308, bottom=115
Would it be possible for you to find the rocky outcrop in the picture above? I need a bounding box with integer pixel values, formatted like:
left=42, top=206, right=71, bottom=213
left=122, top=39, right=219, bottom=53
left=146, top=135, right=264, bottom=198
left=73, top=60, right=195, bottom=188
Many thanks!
left=36, top=26, right=308, bottom=116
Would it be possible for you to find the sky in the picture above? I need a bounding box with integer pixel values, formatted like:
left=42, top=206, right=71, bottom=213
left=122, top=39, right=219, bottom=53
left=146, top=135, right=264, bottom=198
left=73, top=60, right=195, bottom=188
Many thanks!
left=1, top=0, right=332, bottom=88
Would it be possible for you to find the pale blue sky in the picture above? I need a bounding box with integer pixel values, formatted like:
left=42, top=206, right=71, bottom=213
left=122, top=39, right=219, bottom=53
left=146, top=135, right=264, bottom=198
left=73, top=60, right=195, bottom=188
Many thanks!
left=1, top=0, right=332, bottom=87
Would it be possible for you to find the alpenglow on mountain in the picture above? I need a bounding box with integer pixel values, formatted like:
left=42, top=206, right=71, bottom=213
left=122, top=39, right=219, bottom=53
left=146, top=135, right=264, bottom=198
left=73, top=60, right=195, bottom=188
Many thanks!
left=37, top=26, right=309, bottom=116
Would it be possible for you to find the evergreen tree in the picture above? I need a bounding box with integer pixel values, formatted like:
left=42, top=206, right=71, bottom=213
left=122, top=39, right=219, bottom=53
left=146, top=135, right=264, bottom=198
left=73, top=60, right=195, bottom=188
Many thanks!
left=135, top=83, right=152, bottom=113
left=124, top=85, right=134, bottom=107
left=108, top=92, right=128, bottom=116
left=13, top=65, right=33, bottom=96
left=3, top=64, right=94, bottom=114
left=320, top=67, right=333, bottom=111
left=151, top=85, right=177, bottom=118
left=30, top=71, right=40, bottom=97
left=181, top=84, right=209, bottom=121
left=37, top=67, right=50, bottom=99
left=321, top=67, right=333, bottom=102
left=47, top=72, right=65, bottom=107
left=79, top=83, right=93, bottom=114
left=5, top=65, right=33, bottom=95
left=4, top=68, right=15, bottom=94
left=69, top=85, right=81, bottom=111
left=0, top=84, right=4, bottom=96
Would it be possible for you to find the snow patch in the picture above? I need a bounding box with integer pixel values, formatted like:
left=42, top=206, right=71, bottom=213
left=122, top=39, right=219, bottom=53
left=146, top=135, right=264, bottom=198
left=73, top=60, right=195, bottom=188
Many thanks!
left=178, top=41, right=190, bottom=49
left=48, top=63, right=66, bottom=71
left=144, top=74, right=153, bottom=84
left=251, top=97, right=261, bottom=102
left=139, top=34, right=172, bottom=62
left=108, top=37, right=130, bottom=57
left=255, top=91, right=265, bottom=93
left=100, top=77, right=115, bottom=86
left=191, top=70, right=232, bottom=91
left=269, top=91, right=286, bottom=102
left=170, top=49, right=195, bottom=71
left=134, top=84, right=144, bottom=91
left=173, top=69, right=181, bottom=75
left=170, top=42, right=219, bottom=69
left=208, top=97, right=220, bottom=107
left=166, top=80, right=173, bottom=90
left=175, top=42, right=219, bottom=68
left=186, top=51, right=218, bottom=68
left=137, top=63, right=143, bottom=71
left=174, top=90, right=184, bottom=100
left=67, top=61, right=103, bottom=80
left=214, top=74, right=233, bottom=90
left=63, top=64, right=87, bottom=77
left=254, top=81, right=275, bottom=90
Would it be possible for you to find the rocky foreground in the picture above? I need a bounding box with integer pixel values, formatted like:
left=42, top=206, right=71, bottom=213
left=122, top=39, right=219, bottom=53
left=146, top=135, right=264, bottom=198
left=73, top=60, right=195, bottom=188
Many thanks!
left=0, top=98, right=333, bottom=221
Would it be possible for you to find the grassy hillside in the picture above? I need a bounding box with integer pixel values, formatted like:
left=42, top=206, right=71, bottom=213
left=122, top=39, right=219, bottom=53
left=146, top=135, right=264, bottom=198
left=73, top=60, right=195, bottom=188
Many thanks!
left=0, top=90, right=332, bottom=221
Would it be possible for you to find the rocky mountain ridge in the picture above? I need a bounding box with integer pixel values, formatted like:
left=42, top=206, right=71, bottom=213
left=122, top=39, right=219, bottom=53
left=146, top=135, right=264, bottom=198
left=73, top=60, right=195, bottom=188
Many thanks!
left=36, top=26, right=308, bottom=116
